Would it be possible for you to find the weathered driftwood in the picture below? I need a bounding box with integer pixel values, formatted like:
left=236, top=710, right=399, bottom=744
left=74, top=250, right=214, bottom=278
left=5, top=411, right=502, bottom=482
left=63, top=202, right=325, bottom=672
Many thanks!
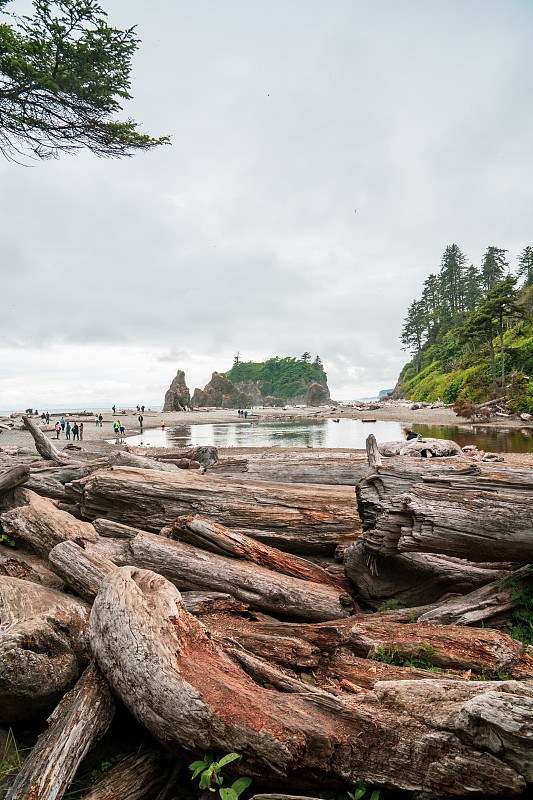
left=5, top=662, right=115, bottom=800
left=172, top=516, right=352, bottom=593
left=74, top=745, right=179, bottom=800
left=128, top=530, right=352, bottom=621
left=347, top=618, right=533, bottom=677
left=378, top=438, right=463, bottom=458
left=25, top=464, right=93, bottom=501
left=207, top=450, right=369, bottom=485
left=0, top=576, right=90, bottom=723
left=88, top=566, right=527, bottom=795
left=0, top=465, right=29, bottom=495
left=21, top=415, right=84, bottom=465
left=374, top=678, right=533, bottom=783
left=148, top=445, right=219, bottom=467
left=49, top=541, right=117, bottom=603
left=357, top=457, right=533, bottom=563
left=0, top=543, right=65, bottom=591
left=180, top=591, right=250, bottom=616
left=344, top=540, right=504, bottom=608
left=68, top=466, right=361, bottom=554
left=0, top=489, right=98, bottom=557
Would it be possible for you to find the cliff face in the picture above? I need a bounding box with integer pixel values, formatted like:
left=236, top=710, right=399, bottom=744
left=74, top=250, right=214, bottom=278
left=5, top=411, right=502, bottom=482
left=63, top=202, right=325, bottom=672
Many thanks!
left=192, top=372, right=251, bottom=409
left=162, top=370, right=192, bottom=412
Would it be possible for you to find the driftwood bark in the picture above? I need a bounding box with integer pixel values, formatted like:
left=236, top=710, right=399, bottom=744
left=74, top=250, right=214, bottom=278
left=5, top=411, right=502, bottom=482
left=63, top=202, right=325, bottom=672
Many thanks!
left=25, top=464, right=93, bottom=501
left=49, top=540, right=118, bottom=603
left=344, top=540, right=504, bottom=608
left=378, top=438, right=463, bottom=458
left=357, top=458, right=533, bottom=563
left=6, top=662, right=115, bottom=800
left=0, top=489, right=98, bottom=557
left=172, top=516, right=352, bottom=593
left=69, top=466, right=361, bottom=554
left=207, top=450, right=369, bottom=485
left=0, top=576, right=90, bottom=723
left=88, top=566, right=527, bottom=795
left=148, top=444, right=219, bottom=467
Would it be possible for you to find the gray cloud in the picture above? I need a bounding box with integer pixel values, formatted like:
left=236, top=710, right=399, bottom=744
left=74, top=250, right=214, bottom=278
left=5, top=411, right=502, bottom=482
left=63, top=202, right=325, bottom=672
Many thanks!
left=1, top=0, right=532, bottom=406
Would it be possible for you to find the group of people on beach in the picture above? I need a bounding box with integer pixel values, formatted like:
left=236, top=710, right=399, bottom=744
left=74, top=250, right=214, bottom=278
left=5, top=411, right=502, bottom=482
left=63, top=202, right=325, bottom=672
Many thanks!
left=237, top=409, right=248, bottom=419
left=54, top=418, right=83, bottom=440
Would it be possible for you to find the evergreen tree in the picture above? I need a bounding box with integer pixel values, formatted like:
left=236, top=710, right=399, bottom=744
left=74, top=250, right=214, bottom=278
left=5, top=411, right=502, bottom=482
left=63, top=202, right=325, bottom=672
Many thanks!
left=439, top=244, right=467, bottom=313
left=301, top=352, right=311, bottom=363
left=0, top=0, right=168, bottom=160
left=480, top=246, right=508, bottom=292
left=517, top=246, right=533, bottom=287
left=464, top=265, right=483, bottom=313
left=401, top=300, right=427, bottom=371
left=459, top=307, right=498, bottom=397
left=484, top=276, right=521, bottom=389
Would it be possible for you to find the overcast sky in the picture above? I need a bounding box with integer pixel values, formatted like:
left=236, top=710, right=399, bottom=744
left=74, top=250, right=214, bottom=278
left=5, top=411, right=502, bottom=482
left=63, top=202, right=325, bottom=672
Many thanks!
left=1, top=0, right=532, bottom=411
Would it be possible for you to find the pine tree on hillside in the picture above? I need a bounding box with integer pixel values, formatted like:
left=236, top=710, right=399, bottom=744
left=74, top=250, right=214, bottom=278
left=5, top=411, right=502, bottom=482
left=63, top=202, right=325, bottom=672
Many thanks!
left=481, top=247, right=508, bottom=291
left=517, top=246, right=533, bottom=287
left=439, top=244, right=468, bottom=313
left=464, top=265, right=483, bottom=312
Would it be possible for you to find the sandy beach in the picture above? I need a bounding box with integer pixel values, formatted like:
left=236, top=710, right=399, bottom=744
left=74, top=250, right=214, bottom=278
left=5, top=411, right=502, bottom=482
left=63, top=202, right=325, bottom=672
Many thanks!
left=2, top=404, right=532, bottom=462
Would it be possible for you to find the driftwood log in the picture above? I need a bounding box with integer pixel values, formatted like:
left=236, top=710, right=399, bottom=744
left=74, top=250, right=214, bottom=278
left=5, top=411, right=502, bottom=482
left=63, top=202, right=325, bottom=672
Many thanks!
left=88, top=566, right=528, bottom=795
left=378, top=437, right=463, bottom=458
left=68, top=466, right=361, bottom=554
left=357, top=456, right=533, bottom=563
left=206, top=450, right=369, bottom=485
left=0, top=465, right=29, bottom=495
left=0, top=543, right=65, bottom=591
left=77, top=745, right=180, bottom=800
left=344, top=540, right=505, bottom=608
left=172, top=516, right=351, bottom=592
left=0, top=576, right=90, bottom=723
left=6, top=662, right=115, bottom=800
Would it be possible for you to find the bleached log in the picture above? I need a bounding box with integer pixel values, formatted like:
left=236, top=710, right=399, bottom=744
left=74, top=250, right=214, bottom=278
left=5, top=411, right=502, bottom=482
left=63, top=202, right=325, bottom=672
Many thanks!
left=172, top=516, right=352, bottom=593
left=69, top=466, right=361, bottom=555
left=0, top=489, right=98, bottom=557
left=207, top=450, right=369, bottom=485
left=88, top=566, right=526, bottom=796
left=49, top=540, right=117, bottom=603
left=129, top=530, right=353, bottom=621
left=21, top=415, right=82, bottom=465
left=0, top=465, right=29, bottom=495
left=6, top=662, right=115, bottom=800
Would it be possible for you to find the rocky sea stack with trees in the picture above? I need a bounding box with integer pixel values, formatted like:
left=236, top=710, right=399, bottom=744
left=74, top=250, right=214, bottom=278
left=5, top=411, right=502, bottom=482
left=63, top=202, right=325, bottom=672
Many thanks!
left=163, top=354, right=330, bottom=411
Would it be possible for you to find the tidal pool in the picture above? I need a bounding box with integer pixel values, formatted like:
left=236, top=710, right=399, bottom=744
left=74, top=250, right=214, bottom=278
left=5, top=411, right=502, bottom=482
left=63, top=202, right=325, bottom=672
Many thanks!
left=115, top=417, right=533, bottom=452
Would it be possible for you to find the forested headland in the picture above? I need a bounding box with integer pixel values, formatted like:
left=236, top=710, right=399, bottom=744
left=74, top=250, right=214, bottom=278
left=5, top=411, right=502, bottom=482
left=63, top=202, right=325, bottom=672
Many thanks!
left=397, top=244, right=533, bottom=413
left=225, top=353, right=327, bottom=401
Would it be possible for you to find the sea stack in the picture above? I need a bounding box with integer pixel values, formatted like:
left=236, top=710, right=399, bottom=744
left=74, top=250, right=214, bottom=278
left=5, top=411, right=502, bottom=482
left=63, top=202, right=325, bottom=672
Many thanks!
left=162, top=370, right=192, bottom=412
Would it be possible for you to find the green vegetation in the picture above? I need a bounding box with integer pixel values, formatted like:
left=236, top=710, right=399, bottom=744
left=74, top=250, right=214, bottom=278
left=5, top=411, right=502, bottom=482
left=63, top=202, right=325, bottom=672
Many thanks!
left=0, top=533, right=15, bottom=547
left=320, top=780, right=380, bottom=800
left=399, top=244, right=533, bottom=409
left=226, top=353, right=327, bottom=401
left=189, top=751, right=252, bottom=800
left=501, top=568, right=533, bottom=647
left=372, top=643, right=442, bottom=671
left=0, top=0, right=169, bottom=160
left=0, top=729, right=22, bottom=790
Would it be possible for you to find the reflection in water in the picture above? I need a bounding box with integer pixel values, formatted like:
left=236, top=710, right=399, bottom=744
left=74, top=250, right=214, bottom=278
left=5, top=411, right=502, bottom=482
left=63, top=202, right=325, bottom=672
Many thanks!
left=118, top=417, right=533, bottom=452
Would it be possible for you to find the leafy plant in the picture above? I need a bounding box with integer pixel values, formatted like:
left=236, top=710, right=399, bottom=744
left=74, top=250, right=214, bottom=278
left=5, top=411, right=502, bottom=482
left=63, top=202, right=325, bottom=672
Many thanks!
left=0, top=728, right=22, bottom=786
left=0, top=533, right=15, bottom=547
left=189, top=752, right=252, bottom=800
left=501, top=567, right=533, bottom=647
left=377, top=599, right=399, bottom=612
left=347, top=778, right=381, bottom=799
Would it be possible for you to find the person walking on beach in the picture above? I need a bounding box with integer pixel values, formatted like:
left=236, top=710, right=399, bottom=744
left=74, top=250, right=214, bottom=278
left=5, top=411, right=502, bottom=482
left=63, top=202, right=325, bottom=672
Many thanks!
left=141, top=405, right=144, bottom=413
left=72, top=423, right=79, bottom=440
left=79, top=423, right=84, bottom=441
left=60, top=417, right=66, bottom=432
left=138, top=415, right=143, bottom=431
left=46, top=412, right=50, bottom=424
left=65, top=422, right=71, bottom=440
left=55, top=422, right=61, bottom=439
left=119, top=423, right=125, bottom=437
left=112, top=405, right=116, bottom=415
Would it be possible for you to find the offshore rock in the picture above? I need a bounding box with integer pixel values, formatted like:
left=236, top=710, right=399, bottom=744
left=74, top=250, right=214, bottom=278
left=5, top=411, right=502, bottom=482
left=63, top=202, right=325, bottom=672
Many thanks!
left=192, top=372, right=250, bottom=409
left=163, top=370, right=192, bottom=412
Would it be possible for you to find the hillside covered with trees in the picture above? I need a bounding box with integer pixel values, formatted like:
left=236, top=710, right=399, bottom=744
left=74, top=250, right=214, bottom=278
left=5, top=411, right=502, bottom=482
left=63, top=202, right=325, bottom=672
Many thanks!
left=397, top=244, right=533, bottom=413
left=226, top=353, right=328, bottom=402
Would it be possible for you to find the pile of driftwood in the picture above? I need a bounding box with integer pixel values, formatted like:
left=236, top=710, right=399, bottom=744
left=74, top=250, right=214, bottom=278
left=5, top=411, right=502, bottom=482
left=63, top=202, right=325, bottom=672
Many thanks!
left=0, top=421, right=532, bottom=800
